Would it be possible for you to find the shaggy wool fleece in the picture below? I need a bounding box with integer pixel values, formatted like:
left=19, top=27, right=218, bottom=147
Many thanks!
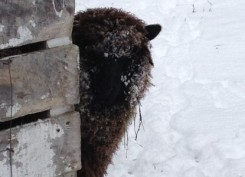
left=73, top=8, right=161, bottom=177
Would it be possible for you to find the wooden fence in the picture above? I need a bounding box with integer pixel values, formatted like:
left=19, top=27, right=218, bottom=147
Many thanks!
left=0, top=0, right=81, bottom=176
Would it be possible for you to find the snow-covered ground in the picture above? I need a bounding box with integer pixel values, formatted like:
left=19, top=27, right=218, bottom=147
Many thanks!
left=76, top=1, right=245, bottom=176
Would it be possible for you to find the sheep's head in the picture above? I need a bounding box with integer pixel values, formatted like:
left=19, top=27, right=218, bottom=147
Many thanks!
left=72, top=8, right=161, bottom=108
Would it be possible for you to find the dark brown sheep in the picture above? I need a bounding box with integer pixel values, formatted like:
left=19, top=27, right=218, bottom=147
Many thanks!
left=72, top=8, right=161, bottom=177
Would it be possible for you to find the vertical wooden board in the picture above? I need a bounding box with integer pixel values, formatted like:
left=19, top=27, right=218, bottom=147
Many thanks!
left=0, top=129, right=11, bottom=177
left=0, top=0, right=75, bottom=49
left=0, top=60, right=12, bottom=120
left=0, top=112, right=81, bottom=177
left=0, top=45, right=80, bottom=121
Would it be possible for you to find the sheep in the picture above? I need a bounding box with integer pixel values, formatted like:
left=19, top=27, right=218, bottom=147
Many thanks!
left=72, top=8, right=161, bottom=177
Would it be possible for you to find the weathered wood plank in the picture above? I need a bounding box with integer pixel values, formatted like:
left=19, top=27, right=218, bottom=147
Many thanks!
left=0, top=111, right=81, bottom=177
left=0, top=0, right=75, bottom=49
left=0, top=45, right=80, bottom=121
left=0, top=60, right=12, bottom=121
left=59, top=171, right=77, bottom=177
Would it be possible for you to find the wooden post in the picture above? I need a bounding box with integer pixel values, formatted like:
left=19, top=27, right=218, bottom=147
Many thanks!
left=0, top=0, right=81, bottom=176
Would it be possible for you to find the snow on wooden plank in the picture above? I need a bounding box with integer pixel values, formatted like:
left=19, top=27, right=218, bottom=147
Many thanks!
left=0, top=0, right=75, bottom=49
left=0, top=45, right=80, bottom=122
left=0, top=111, right=81, bottom=177
left=59, top=171, right=77, bottom=177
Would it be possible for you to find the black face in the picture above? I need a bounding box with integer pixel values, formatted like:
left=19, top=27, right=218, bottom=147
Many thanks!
left=91, top=57, right=127, bottom=106
left=84, top=48, right=136, bottom=107
left=72, top=10, right=161, bottom=107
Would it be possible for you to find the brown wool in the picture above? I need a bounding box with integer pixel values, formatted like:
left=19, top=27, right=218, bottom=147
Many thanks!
left=73, top=8, right=160, bottom=177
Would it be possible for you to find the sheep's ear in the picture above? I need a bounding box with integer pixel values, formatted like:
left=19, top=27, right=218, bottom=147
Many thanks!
left=145, top=24, right=161, bottom=40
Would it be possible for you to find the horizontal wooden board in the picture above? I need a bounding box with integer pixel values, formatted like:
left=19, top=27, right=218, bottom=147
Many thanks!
left=59, top=171, right=77, bottom=177
left=0, top=111, right=81, bottom=177
left=0, top=45, right=80, bottom=121
left=0, top=0, right=75, bottom=49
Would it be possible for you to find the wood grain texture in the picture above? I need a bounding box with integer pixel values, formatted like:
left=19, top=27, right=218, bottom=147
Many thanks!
left=0, top=111, right=81, bottom=177
left=59, top=171, right=77, bottom=177
left=0, top=45, right=80, bottom=122
left=0, top=0, right=75, bottom=49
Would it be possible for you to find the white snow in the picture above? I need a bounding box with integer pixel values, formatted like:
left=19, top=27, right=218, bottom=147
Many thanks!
left=0, top=150, right=10, bottom=177
left=12, top=120, right=64, bottom=176
left=6, top=103, right=22, bottom=118
left=76, top=0, right=245, bottom=176
left=0, top=119, right=65, bottom=177
left=52, top=0, right=64, bottom=17
left=29, top=20, right=36, bottom=27
left=47, top=37, right=72, bottom=48
left=0, top=26, right=33, bottom=49
left=50, top=105, right=73, bottom=117
left=41, top=93, right=50, bottom=100
left=0, top=25, right=4, bottom=32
